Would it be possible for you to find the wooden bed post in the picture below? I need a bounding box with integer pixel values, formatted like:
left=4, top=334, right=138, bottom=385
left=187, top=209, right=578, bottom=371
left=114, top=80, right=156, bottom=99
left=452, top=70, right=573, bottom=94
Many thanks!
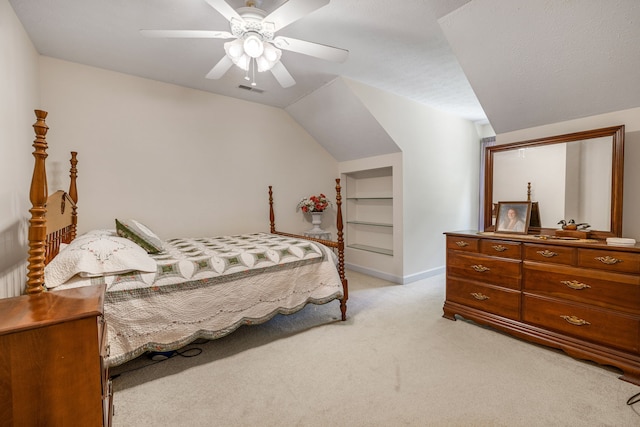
left=268, top=185, right=275, bottom=233
left=26, top=110, right=49, bottom=295
left=69, top=151, right=78, bottom=240
left=335, top=178, right=348, bottom=321
left=267, top=180, right=348, bottom=321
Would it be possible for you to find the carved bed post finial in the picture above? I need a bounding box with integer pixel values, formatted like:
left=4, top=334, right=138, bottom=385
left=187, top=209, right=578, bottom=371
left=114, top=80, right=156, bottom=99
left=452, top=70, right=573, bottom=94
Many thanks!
left=527, top=182, right=532, bottom=201
left=335, top=178, right=348, bottom=320
left=268, top=186, right=275, bottom=233
left=69, top=152, right=78, bottom=240
left=26, top=110, right=50, bottom=295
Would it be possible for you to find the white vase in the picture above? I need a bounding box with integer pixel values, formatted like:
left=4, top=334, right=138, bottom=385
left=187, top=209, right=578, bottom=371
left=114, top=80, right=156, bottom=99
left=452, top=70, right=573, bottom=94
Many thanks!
left=310, top=212, right=325, bottom=233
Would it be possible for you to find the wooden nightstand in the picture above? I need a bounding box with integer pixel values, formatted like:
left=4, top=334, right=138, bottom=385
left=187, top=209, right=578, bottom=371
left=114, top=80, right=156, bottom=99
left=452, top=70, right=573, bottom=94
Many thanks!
left=0, top=284, right=112, bottom=426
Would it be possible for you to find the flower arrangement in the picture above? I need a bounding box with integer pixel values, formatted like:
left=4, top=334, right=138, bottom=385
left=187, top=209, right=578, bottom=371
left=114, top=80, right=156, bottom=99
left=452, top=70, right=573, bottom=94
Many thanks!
left=296, top=193, right=331, bottom=213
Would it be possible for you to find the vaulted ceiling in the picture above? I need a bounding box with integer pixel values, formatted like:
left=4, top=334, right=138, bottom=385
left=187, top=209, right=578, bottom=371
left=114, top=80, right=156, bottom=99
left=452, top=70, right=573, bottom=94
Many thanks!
left=439, top=0, right=640, bottom=133
left=10, top=0, right=640, bottom=137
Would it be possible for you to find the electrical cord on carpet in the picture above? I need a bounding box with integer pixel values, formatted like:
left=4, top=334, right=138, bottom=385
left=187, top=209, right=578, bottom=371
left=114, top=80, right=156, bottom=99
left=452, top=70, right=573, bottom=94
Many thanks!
left=109, top=345, right=203, bottom=380
left=628, top=390, right=640, bottom=406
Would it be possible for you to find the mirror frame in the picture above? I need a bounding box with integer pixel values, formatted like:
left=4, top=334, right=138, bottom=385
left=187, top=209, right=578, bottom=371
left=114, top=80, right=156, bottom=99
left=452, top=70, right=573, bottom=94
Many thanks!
left=484, top=125, right=625, bottom=239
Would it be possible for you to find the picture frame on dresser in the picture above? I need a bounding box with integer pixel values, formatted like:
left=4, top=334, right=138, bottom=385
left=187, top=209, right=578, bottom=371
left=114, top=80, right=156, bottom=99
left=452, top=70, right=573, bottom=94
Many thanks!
left=495, top=201, right=531, bottom=234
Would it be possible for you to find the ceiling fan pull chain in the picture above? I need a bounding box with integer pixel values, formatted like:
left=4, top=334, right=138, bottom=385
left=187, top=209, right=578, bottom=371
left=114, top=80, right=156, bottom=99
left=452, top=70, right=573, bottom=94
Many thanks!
left=252, top=58, right=257, bottom=86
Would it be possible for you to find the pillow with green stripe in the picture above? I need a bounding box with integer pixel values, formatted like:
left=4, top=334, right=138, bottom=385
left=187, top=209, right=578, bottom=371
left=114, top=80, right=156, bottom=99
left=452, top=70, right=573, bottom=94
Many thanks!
left=115, top=219, right=164, bottom=254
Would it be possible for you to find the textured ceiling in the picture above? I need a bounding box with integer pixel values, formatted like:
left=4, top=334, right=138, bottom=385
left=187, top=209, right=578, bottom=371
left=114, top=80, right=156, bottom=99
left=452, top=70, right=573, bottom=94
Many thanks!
left=9, top=0, right=485, bottom=123
left=285, top=78, right=400, bottom=162
left=439, top=0, right=640, bottom=133
left=10, top=0, right=640, bottom=135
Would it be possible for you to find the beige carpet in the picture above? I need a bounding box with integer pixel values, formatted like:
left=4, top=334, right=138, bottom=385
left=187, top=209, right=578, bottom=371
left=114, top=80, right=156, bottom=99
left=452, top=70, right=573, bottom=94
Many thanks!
left=111, top=270, right=640, bottom=426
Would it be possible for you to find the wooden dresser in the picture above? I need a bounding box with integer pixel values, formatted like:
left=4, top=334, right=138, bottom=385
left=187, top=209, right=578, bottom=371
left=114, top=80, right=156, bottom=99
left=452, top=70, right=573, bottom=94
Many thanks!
left=444, top=231, right=640, bottom=384
left=0, top=285, right=112, bottom=426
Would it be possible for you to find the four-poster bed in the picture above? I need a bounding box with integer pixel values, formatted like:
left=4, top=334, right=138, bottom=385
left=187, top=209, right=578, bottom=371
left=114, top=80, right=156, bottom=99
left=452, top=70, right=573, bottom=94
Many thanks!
left=22, top=109, right=349, bottom=368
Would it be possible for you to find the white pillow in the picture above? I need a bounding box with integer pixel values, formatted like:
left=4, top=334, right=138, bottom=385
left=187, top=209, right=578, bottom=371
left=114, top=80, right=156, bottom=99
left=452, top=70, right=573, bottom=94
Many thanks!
left=45, top=234, right=157, bottom=288
left=84, top=229, right=117, bottom=237
left=115, top=219, right=164, bottom=254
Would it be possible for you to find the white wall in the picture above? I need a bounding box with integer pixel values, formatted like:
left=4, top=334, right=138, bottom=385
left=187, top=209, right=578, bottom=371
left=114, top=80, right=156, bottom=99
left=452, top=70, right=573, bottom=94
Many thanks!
left=38, top=57, right=339, bottom=240
left=496, top=107, right=640, bottom=240
left=343, top=79, right=481, bottom=280
left=0, top=0, right=40, bottom=298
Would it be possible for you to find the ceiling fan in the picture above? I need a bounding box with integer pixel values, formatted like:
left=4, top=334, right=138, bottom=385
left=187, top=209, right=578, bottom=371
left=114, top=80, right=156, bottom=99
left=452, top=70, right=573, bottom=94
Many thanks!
left=141, top=0, right=348, bottom=88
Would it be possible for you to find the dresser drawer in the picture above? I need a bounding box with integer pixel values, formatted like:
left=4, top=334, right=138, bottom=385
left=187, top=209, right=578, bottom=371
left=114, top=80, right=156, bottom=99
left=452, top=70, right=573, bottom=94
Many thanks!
left=523, top=295, right=640, bottom=353
left=446, top=236, right=479, bottom=252
left=578, top=248, right=640, bottom=274
left=524, top=244, right=576, bottom=265
left=447, top=251, right=521, bottom=290
left=447, top=277, right=520, bottom=320
left=480, top=239, right=522, bottom=260
left=523, top=262, right=640, bottom=314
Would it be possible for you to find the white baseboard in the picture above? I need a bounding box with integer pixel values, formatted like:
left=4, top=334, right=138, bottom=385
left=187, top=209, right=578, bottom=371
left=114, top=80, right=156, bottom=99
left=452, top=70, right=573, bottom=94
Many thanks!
left=345, top=263, right=445, bottom=285
left=345, top=263, right=402, bottom=283
left=401, top=266, right=445, bottom=284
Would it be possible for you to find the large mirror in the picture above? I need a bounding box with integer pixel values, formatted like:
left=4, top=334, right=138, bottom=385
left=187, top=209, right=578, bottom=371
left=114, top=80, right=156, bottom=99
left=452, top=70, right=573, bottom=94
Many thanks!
left=484, top=125, right=625, bottom=239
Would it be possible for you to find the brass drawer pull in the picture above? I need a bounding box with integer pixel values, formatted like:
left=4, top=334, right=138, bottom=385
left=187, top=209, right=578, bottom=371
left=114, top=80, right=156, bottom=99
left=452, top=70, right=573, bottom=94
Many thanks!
left=560, top=315, right=591, bottom=326
left=537, top=250, right=558, bottom=258
left=492, top=245, right=508, bottom=252
left=560, top=280, right=591, bottom=290
left=456, top=241, right=469, bottom=247
left=595, top=256, right=623, bottom=265
left=471, top=292, right=490, bottom=301
left=471, top=264, right=490, bottom=272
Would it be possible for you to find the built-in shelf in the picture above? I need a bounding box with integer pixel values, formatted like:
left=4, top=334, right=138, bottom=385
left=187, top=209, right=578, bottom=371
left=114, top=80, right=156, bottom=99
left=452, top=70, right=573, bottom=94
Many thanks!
left=347, top=244, right=393, bottom=256
left=346, top=220, right=393, bottom=227
left=345, top=167, right=394, bottom=257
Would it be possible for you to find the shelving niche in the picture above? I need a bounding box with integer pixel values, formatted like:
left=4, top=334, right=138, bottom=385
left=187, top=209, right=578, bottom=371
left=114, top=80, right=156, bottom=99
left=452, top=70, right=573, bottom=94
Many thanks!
left=345, top=167, right=393, bottom=256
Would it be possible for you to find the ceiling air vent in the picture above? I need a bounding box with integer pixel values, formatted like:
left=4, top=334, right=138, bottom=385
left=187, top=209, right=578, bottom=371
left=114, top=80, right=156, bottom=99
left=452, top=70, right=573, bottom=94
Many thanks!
left=238, top=85, right=264, bottom=94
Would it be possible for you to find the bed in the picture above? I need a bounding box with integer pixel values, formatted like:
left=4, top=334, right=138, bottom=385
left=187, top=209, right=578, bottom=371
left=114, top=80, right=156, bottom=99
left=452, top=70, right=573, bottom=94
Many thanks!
left=25, top=110, right=348, bottom=367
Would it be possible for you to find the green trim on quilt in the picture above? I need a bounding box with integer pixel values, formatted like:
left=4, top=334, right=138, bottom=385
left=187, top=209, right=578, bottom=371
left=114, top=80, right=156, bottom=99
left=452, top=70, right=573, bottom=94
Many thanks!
left=115, top=219, right=163, bottom=254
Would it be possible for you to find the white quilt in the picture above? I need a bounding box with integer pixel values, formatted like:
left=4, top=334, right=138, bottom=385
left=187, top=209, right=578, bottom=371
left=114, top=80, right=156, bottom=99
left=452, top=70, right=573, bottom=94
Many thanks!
left=56, top=233, right=344, bottom=366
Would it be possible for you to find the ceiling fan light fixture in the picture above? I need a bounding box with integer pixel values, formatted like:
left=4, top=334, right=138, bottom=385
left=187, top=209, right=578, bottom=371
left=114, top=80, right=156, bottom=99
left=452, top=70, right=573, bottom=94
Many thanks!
left=225, top=37, right=281, bottom=73
left=143, top=0, right=348, bottom=88
left=235, top=54, right=251, bottom=71
left=255, top=45, right=281, bottom=72
left=243, top=34, right=264, bottom=58
left=262, top=43, right=280, bottom=62
left=255, top=56, right=270, bottom=72
left=225, top=39, right=245, bottom=59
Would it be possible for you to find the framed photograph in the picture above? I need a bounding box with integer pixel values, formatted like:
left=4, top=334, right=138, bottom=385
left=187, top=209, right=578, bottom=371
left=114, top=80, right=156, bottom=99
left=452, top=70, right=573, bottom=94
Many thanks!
left=495, top=201, right=532, bottom=234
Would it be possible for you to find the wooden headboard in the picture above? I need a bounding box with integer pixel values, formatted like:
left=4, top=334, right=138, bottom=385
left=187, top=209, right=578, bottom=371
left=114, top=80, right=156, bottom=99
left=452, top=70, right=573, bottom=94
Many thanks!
left=26, top=110, right=78, bottom=295
left=24, top=109, right=347, bottom=318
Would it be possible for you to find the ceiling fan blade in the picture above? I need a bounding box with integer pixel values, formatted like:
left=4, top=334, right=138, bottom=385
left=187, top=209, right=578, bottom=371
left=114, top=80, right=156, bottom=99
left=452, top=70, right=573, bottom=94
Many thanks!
left=263, top=0, right=329, bottom=32
left=204, top=0, right=242, bottom=23
left=273, top=36, right=348, bottom=63
left=270, top=61, right=296, bottom=88
left=206, top=55, right=234, bottom=79
left=140, top=29, right=234, bottom=39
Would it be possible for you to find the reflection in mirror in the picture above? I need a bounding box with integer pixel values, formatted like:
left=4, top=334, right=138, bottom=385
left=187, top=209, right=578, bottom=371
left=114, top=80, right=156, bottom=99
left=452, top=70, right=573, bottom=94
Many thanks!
left=484, top=125, right=625, bottom=239
left=492, top=137, right=612, bottom=230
